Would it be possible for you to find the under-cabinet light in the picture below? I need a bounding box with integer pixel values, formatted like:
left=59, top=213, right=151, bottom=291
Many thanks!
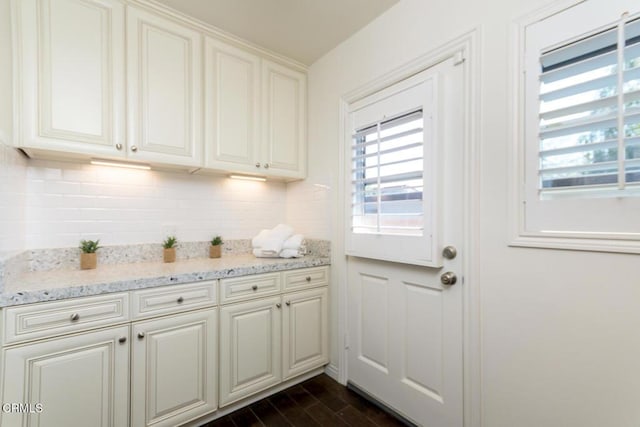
left=228, top=174, right=267, bottom=182
left=90, top=159, right=151, bottom=170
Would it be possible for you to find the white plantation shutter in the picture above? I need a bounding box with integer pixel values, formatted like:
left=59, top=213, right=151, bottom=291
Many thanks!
left=518, top=0, right=640, bottom=246
left=352, top=110, right=424, bottom=236
left=537, top=17, right=640, bottom=191
left=346, top=72, right=442, bottom=267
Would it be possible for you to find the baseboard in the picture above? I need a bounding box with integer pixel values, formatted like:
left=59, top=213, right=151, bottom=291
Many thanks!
left=347, top=381, right=419, bottom=427
left=324, top=363, right=340, bottom=383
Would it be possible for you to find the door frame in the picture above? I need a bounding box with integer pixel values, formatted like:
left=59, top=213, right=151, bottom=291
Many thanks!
left=332, top=29, right=481, bottom=427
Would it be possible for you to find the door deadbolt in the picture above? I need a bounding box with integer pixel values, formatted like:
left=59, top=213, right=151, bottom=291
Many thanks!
left=440, top=272, right=457, bottom=286
left=442, top=246, right=457, bottom=260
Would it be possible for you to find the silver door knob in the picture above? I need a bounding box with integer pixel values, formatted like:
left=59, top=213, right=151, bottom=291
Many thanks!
left=115, top=143, right=123, bottom=151
left=285, top=301, right=291, bottom=306
left=442, top=246, right=457, bottom=260
left=131, top=145, right=138, bottom=152
left=440, top=272, right=457, bottom=286
left=252, top=285, right=258, bottom=291
left=276, top=303, right=281, bottom=308
left=255, top=162, right=261, bottom=168
left=138, top=332, right=145, bottom=339
left=70, top=313, right=80, bottom=322
left=264, top=163, right=269, bottom=169
left=118, top=337, right=127, bottom=344
left=177, top=296, right=184, bottom=303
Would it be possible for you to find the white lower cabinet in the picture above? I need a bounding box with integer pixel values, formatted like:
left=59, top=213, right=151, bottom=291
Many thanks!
left=282, top=287, right=329, bottom=380
left=219, top=296, right=282, bottom=407
left=1, top=325, right=130, bottom=427
left=132, top=308, right=218, bottom=427
left=219, top=270, right=329, bottom=407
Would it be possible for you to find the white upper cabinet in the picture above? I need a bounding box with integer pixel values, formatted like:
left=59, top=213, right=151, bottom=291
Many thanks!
left=205, top=38, right=307, bottom=180
left=14, top=0, right=126, bottom=157
left=204, top=38, right=261, bottom=173
left=12, top=1, right=305, bottom=174
left=126, top=6, right=203, bottom=167
left=262, top=60, right=307, bottom=179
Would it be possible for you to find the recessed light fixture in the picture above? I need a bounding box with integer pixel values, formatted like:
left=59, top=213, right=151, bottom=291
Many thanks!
left=90, top=159, right=151, bottom=170
left=228, top=174, right=267, bottom=182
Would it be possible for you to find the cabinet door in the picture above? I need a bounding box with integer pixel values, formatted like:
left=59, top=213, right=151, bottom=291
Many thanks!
left=14, top=0, right=125, bottom=156
left=219, top=296, right=281, bottom=407
left=262, top=60, right=307, bottom=179
left=126, top=6, right=202, bottom=166
left=204, top=37, right=261, bottom=173
left=1, top=325, right=130, bottom=427
left=131, top=308, right=217, bottom=427
left=282, top=287, right=329, bottom=380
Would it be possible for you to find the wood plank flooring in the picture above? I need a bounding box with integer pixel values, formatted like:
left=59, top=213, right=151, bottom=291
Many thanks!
left=202, top=374, right=409, bottom=427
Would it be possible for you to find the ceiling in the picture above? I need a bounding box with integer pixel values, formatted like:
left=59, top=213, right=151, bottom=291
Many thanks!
left=154, top=0, right=400, bottom=65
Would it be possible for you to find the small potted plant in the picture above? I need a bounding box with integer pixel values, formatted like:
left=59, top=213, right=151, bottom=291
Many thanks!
left=79, top=239, right=100, bottom=270
left=210, top=236, right=223, bottom=258
left=163, top=236, right=177, bottom=263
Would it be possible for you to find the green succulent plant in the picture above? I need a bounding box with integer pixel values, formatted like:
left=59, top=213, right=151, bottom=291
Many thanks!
left=79, top=239, right=101, bottom=254
left=211, top=236, right=223, bottom=246
left=163, top=236, right=177, bottom=249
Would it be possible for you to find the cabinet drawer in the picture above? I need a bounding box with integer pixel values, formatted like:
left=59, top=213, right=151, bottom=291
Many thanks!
left=131, top=281, right=217, bottom=319
left=220, top=273, right=281, bottom=304
left=283, top=267, right=329, bottom=291
left=3, top=293, right=129, bottom=345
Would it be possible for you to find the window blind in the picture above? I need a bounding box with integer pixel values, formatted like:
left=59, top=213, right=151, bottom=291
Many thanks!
left=351, top=110, right=424, bottom=236
left=538, top=17, right=640, bottom=191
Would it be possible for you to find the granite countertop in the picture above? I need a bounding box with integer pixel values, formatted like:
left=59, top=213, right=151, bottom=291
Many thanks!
left=1, top=253, right=330, bottom=307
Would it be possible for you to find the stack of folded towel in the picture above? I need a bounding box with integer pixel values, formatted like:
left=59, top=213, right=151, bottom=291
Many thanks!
left=252, top=224, right=304, bottom=258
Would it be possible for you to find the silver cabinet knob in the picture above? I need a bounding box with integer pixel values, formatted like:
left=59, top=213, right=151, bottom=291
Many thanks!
left=177, top=296, right=184, bottom=304
left=305, top=276, right=311, bottom=282
left=255, top=162, right=261, bottom=168
left=138, top=332, right=145, bottom=339
left=118, top=336, right=127, bottom=344
left=252, top=285, right=258, bottom=291
left=440, top=272, right=457, bottom=286
left=442, top=246, right=457, bottom=260
left=285, top=301, right=291, bottom=306
left=276, top=303, right=281, bottom=309
left=264, top=163, right=269, bottom=169
left=115, top=143, right=123, bottom=151
left=70, top=313, right=80, bottom=322
left=131, top=145, right=138, bottom=152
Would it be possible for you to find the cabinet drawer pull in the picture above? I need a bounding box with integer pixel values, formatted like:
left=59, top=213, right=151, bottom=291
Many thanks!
left=255, top=162, right=261, bottom=168
left=138, top=332, right=145, bottom=339
left=306, top=276, right=311, bottom=282
left=264, top=163, right=270, bottom=169
left=252, top=285, right=258, bottom=291
left=70, top=313, right=80, bottom=322
left=286, top=301, right=291, bottom=306
left=276, top=303, right=281, bottom=309
left=177, top=296, right=184, bottom=304
left=118, top=336, right=127, bottom=344
left=131, top=145, right=138, bottom=152
left=115, top=143, right=123, bottom=151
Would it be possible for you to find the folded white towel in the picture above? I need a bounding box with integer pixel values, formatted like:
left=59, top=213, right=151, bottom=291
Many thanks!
left=260, top=224, right=294, bottom=254
left=252, top=248, right=280, bottom=258
left=282, top=234, right=304, bottom=250
left=251, top=229, right=270, bottom=248
left=279, top=248, right=302, bottom=258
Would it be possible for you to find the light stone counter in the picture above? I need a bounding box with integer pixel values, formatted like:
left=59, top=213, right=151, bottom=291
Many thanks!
left=1, top=254, right=330, bottom=307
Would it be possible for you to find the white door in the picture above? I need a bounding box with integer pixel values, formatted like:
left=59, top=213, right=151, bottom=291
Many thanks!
left=126, top=6, right=202, bottom=166
left=219, top=296, right=282, bottom=407
left=1, top=325, right=130, bottom=427
left=131, top=309, right=217, bottom=427
left=347, top=57, right=464, bottom=426
left=282, top=287, right=329, bottom=380
left=204, top=37, right=261, bottom=174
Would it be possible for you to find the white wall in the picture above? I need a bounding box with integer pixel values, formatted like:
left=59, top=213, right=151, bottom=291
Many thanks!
left=303, top=0, right=640, bottom=426
left=21, top=159, right=287, bottom=249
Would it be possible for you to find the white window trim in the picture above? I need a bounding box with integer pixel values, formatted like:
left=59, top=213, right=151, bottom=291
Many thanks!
left=509, top=0, right=640, bottom=254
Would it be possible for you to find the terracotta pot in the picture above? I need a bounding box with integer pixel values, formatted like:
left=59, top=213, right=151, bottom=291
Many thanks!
left=163, top=247, right=176, bottom=263
left=209, top=245, right=221, bottom=258
left=80, top=253, right=97, bottom=270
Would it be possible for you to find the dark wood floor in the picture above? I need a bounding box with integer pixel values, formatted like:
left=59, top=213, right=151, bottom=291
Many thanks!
left=202, top=374, right=408, bottom=427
